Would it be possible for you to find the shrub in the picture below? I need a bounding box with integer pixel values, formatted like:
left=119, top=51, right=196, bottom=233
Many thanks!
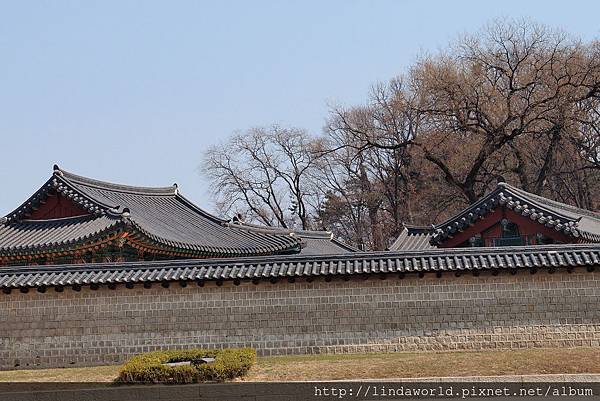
left=117, top=347, right=256, bottom=384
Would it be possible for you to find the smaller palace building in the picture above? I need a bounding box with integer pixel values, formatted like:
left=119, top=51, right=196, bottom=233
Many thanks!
left=391, top=182, right=600, bottom=251
left=0, top=166, right=352, bottom=266
left=0, top=167, right=599, bottom=369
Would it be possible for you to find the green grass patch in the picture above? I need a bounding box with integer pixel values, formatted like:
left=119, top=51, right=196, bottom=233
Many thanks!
left=117, top=348, right=256, bottom=384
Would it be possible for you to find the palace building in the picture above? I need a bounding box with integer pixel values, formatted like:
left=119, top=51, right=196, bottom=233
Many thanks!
left=0, top=165, right=352, bottom=266
left=390, top=182, right=600, bottom=251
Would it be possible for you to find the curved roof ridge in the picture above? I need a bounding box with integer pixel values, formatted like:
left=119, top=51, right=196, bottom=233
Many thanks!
left=55, top=165, right=177, bottom=196
left=227, top=221, right=334, bottom=239
left=19, top=214, right=110, bottom=224
left=433, top=183, right=581, bottom=230
left=3, top=173, right=113, bottom=223
left=173, top=192, right=227, bottom=225
left=432, top=188, right=500, bottom=230
left=329, top=238, right=360, bottom=252
left=499, top=182, right=600, bottom=220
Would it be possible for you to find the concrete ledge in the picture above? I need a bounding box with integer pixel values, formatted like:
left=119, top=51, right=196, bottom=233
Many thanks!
left=1, top=377, right=600, bottom=401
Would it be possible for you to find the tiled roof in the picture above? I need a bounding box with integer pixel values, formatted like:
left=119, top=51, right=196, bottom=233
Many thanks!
left=225, top=222, right=357, bottom=255
left=0, top=215, right=122, bottom=253
left=299, top=237, right=357, bottom=255
left=0, top=166, right=301, bottom=258
left=1, top=244, right=598, bottom=290
left=389, top=225, right=436, bottom=251
left=503, top=185, right=600, bottom=240
left=429, top=182, right=600, bottom=246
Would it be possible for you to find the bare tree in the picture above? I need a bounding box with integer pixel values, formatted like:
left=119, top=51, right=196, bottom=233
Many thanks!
left=202, top=126, right=320, bottom=229
left=311, top=132, right=379, bottom=250
left=574, top=96, right=600, bottom=170
left=200, top=19, right=600, bottom=251
left=328, top=78, right=420, bottom=153
left=410, top=20, right=600, bottom=202
left=318, top=79, right=422, bottom=249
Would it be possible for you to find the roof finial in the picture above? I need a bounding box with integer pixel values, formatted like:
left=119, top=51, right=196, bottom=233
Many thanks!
left=496, top=175, right=506, bottom=186
left=53, top=164, right=63, bottom=176
left=232, top=213, right=245, bottom=224
left=121, top=207, right=131, bottom=218
left=0, top=217, right=7, bottom=225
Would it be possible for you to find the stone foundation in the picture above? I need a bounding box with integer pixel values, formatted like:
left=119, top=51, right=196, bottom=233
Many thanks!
left=1, top=269, right=599, bottom=369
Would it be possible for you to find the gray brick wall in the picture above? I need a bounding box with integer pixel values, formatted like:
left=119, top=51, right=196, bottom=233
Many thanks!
left=1, top=269, right=599, bottom=369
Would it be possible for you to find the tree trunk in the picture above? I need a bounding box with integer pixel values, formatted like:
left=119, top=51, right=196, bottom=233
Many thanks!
left=358, top=160, right=385, bottom=250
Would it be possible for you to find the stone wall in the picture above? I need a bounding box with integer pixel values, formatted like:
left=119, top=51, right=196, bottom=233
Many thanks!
left=1, top=269, right=599, bottom=369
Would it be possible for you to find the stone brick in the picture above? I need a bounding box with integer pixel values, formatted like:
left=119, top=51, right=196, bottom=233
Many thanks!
left=0, top=270, right=599, bottom=369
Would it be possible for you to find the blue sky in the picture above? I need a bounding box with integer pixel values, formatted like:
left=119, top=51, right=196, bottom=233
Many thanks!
left=1, top=0, right=599, bottom=216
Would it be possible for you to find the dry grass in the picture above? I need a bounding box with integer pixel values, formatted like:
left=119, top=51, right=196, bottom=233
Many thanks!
left=0, top=348, right=598, bottom=382
left=0, top=364, right=120, bottom=382
left=244, top=347, right=600, bottom=381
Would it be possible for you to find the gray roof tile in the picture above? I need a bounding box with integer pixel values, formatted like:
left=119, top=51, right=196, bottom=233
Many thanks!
left=1, top=244, right=597, bottom=290
left=389, top=225, right=436, bottom=251
left=1, top=166, right=303, bottom=258
left=225, top=222, right=356, bottom=255
left=0, top=215, right=122, bottom=253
